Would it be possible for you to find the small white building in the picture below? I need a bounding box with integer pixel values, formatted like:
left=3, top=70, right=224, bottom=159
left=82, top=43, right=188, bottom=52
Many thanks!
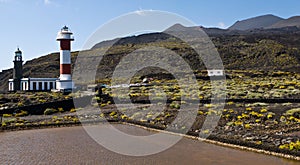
left=207, top=70, right=224, bottom=76
left=9, top=78, right=58, bottom=91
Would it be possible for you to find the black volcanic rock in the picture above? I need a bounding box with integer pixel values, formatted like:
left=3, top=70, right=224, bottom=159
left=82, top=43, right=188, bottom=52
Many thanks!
left=229, top=14, right=283, bottom=30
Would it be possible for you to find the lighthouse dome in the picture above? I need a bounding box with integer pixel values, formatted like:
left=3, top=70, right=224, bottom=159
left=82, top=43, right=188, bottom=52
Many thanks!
left=15, top=48, right=22, bottom=55
left=56, top=25, right=74, bottom=41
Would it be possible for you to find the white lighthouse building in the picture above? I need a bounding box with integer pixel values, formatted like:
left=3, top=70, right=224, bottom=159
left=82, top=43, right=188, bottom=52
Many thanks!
left=56, top=26, right=74, bottom=91
left=8, top=26, right=75, bottom=93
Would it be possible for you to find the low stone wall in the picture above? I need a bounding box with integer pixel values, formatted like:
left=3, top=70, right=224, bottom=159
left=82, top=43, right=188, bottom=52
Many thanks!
left=2, top=95, right=300, bottom=116
left=129, top=98, right=300, bottom=104
left=0, top=96, right=93, bottom=115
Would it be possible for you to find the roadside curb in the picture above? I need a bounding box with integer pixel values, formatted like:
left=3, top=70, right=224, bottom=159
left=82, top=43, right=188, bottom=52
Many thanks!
left=123, top=122, right=300, bottom=161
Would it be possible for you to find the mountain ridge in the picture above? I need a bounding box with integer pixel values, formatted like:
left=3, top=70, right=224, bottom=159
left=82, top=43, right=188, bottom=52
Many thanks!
left=267, top=16, right=300, bottom=29
left=2, top=14, right=300, bottom=92
left=229, top=14, right=284, bottom=30
left=229, top=14, right=300, bottom=30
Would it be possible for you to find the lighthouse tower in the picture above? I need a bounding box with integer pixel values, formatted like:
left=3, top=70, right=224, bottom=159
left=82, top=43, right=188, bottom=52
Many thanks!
left=56, top=26, right=74, bottom=91
left=12, top=48, right=23, bottom=91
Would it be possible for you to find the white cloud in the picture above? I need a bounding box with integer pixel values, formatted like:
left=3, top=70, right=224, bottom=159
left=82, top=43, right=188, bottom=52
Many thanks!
left=0, top=0, right=11, bottom=3
left=134, top=8, right=153, bottom=16
left=43, top=0, right=59, bottom=7
left=218, top=22, right=226, bottom=29
left=134, top=9, right=146, bottom=16
left=44, top=0, right=51, bottom=5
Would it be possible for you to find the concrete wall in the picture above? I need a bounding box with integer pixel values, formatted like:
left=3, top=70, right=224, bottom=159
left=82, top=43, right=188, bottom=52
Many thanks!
left=0, top=96, right=92, bottom=115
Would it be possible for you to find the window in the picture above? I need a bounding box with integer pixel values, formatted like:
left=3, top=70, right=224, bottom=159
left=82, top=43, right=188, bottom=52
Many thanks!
left=44, top=82, right=48, bottom=90
left=33, top=82, right=37, bottom=90
left=39, top=82, right=42, bottom=90
left=50, top=82, right=53, bottom=89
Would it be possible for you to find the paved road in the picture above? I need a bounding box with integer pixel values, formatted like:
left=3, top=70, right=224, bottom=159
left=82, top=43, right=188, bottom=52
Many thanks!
left=0, top=124, right=298, bottom=165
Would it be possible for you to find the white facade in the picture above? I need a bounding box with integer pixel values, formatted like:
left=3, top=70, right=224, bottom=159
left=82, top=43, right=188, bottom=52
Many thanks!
left=8, top=80, right=14, bottom=91
left=59, top=74, right=72, bottom=81
left=56, top=32, right=74, bottom=40
left=56, top=80, right=74, bottom=91
left=9, top=78, right=58, bottom=91
left=60, top=50, right=71, bottom=64
left=207, top=70, right=224, bottom=76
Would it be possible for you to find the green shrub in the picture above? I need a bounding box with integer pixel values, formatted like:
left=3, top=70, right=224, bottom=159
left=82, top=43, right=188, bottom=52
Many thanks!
left=15, top=110, right=28, bottom=117
left=170, top=101, right=180, bottom=109
left=17, top=102, right=24, bottom=107
left=109, top=111, right=117, bottom=116
left=58, top=107, right=64, bottom=112
left=44, top=108, right=57, bottom=115
left=285, top=108, right=300, bottom=116
left=76, top=107, right=83, bottom=111
left=70, top=108, right=76, bottom=113
left=38, top=99, right=47, bottom=103
left=3, top=114, right=12, bottom=118
left=1, top=122, right=7, bottom=127
left=279, top=140, right=300, bottom=151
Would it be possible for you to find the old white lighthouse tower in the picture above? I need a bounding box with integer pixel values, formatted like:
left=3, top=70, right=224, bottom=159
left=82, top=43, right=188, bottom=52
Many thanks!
left=56, top=26, right=74, bottom=91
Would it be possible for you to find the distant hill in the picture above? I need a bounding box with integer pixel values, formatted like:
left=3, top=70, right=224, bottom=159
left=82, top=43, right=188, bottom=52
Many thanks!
left=267, top=16, right=300, bottom=29
left=2, top=22, right=300, bottom=92
left=228, top=14, right=283, bottom=30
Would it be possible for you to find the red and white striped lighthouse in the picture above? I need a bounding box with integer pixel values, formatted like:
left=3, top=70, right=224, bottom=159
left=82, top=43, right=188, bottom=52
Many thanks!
left=56, top=26, right=74, bottom=91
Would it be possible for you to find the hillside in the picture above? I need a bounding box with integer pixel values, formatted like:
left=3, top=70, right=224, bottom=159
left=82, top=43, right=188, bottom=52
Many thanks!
left=228, top=14, right=283, bottom=30
left=2, top=25, right=300, bottom=92
left=229, top=14, right=300, bottom=30
left=268, top=16, right=300, bottom=29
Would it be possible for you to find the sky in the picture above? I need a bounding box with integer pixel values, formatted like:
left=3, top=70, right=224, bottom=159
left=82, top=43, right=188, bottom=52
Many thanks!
left=1, top=0, right=300, bottom=71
